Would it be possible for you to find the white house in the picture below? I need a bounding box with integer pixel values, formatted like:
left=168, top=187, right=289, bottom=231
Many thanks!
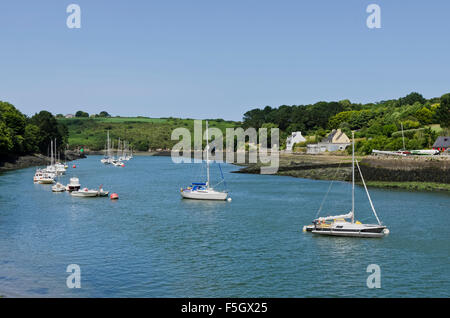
left=286, top=131, right=306, bottom=151
left=306, top=129, right=351, bottom=154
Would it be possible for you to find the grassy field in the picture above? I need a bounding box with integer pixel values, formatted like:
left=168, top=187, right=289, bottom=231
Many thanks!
left=365, top=181, right=450, bottom=192
left=59, top=117, right=168, bottom=123
left=58, top=117, right=240, bottom=151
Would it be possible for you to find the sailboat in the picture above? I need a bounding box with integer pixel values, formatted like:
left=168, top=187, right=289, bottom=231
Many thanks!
left=180, top=121, right=229, bottom=201
left=303, top=132, right=389, bottom=238
left=101, top=131, right=114, bottom=164
left=112, top=138, right=125, bottom=167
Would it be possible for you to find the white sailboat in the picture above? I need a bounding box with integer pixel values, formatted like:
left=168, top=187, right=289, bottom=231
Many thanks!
left=46, top=139, right=66, bottom=175
left=180, top=121, right=229, bottom=201
left=101, top=131, right=115, bottom=164
left=304, top=132, right=389, bottom=238
left=112, top=137, right=125, bottom=167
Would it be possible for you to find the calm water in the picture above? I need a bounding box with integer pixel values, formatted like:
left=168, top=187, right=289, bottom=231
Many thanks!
left=0, top=155, right=449, bottom=297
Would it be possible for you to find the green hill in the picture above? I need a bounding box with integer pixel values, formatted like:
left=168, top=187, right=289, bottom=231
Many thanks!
left=58, top=117, right=240, bottom=151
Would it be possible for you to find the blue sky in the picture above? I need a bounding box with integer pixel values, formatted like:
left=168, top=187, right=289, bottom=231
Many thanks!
left=0, top=0, right=449, bottom=120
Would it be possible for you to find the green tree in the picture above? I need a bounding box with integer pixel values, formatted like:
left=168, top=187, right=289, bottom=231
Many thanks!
left=415, top=107, right=433, bottom=124
left=30, top=111, right=68, bottom=153
left=75, top=110, right=89, bottom=118
left=23, top=124, right=41, bottom=153
left=436, top=93, right=450, bottom=128
left=398, top=92, right=425, bottom=106
left=0, top=121, right=13, bottom=155
left=98, top=111, right=111, bottom=118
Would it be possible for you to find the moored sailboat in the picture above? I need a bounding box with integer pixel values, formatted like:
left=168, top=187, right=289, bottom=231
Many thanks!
left=180, top=121, right=229, bottom=201
left=303, top=132, right=389, bottom=238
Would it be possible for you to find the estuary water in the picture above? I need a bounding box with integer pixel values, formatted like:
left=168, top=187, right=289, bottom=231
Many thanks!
left=0, top=155, right=449, bottom=297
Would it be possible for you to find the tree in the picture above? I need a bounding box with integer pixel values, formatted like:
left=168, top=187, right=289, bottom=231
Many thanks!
left=23, top=124, right=41, bottom=153
left=0, top=121, right=13, bottom=155
left=415, top=107, right=433, bottom=125
left=398, top=92, right=425, bottom=106
left=0, top=101, right=28, bottom=155
left=436, top=93, right=450, bottom=128
left=98, top=111, right=111, bottom=118
left=75, top=110, right=89, bottom=118
left=30, top=111, right=68, bottom=153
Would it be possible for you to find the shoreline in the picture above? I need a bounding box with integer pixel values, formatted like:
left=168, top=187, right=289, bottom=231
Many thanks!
left=2, top=151, right=449, bottom=193
left=233, top=153, right=450, bottom=193
left=0, top=150, right=86, bottom=173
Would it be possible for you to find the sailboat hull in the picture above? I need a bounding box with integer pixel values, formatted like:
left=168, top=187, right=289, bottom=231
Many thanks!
left=181, top=190, right=228, bottom=201
left=311, top=224, right=387, bottom=238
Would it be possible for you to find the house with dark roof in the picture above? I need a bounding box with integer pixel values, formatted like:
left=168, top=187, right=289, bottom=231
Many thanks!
left=306, top=129, right=351, bottom=154
left=432, top=136, right=450, bottom=152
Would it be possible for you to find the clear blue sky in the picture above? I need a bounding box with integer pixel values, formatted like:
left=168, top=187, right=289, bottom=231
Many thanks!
left=1, top=0, right=449, bottom=120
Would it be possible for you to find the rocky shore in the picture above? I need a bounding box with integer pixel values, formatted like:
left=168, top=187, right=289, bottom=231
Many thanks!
left=0, top=150, right=86, bottom=172
left=234, top=153, right=450, bottom=192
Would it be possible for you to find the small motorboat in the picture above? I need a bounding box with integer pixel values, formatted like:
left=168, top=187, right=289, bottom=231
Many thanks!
left=66, top=177, right=81, bottom=192
left=98, top=185, right=109, bottom=197
left=52, top=182, right=66, bottom=192
left=34, top=169, right=56, bottom=183
left=70, top=188, right=99, bottom=197
left=98, top=189, right=109, bottom=197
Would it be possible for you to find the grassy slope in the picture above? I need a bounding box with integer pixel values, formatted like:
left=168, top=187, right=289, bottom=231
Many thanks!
left=58, top=117, right=240, bottom=151
left=365, top=181, right=450, bottom=192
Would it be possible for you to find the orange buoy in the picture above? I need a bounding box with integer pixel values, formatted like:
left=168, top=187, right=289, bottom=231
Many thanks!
left=72, top=165, right=76, bottom=168
left=110, top=193, right=119, bottom=200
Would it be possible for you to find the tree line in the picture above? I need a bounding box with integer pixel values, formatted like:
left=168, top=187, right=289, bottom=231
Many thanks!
left=0, top=101, right=68, bottom=159
left=242, top=92, right=450, bottom=153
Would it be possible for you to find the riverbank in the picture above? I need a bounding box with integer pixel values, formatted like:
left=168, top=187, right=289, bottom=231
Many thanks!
left=0, top=150, right=86, bottom=172
left=234, top=153, right=450, bottom=192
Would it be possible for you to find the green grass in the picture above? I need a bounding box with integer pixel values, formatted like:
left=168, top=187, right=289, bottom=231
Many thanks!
left=365, top=181, right=450, bottom=192
left=426, top=124, right=444, bottom=134
left=58, top=117, right=167, bottom=123
left=58, top=117, right=240, bottom=151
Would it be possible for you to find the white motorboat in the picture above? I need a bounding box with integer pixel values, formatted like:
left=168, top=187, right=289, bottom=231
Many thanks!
left=71, top=188, right=99, bottom=197
left=34, top=169, right=56, bottom=183
left=97, top=185, right=109, bottom=197
left=66, top=177, right=81, bottom=192
left=180, top=121, right=229, bottom=201
left=38, top=176, right=55, bottom=184
left=52, top=182, right=66, bottom=192
left=98, top=189, right=109, bottom=197
left=304, top=132, right=389, bottom=238
left=112, top=160, right=124, bottom=167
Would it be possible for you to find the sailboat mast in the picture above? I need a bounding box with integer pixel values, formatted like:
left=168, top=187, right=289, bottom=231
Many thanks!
left=50, top=139, right=54, bottom=166
left=206, top=121, right=210, bottom=189
left=351, top=131, right=355, bottom=224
